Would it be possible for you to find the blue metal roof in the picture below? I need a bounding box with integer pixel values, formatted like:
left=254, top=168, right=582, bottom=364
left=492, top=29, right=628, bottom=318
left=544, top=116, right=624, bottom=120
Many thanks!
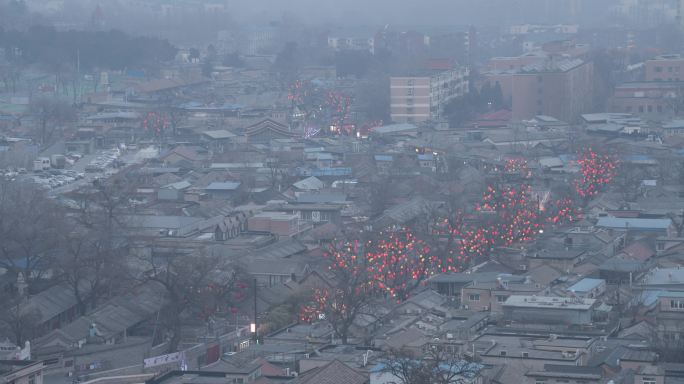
left=298, top=167, right=353, bottom=177
left=558, top=154, right=577, bottom=165
left=205, top=182, right=241, bottom=190
left=596, top=217, right=672, bottom=231
left=568, top=278, right=605, bottom=293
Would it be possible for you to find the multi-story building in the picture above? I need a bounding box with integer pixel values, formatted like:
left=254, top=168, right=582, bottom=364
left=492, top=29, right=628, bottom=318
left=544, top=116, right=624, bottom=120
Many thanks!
left=615, top=0, right=676, bottom=28
left=645, top=54, right=684, bottom=82
left=484, top=57, right=594, bottom=122
left=390, top=67, right=469, bottom=123
left=609, top=81, right=678, bottom=115
left=242, top=26, right=277, bottom=56
left=460, top=277, right=541, bottom=313
left=327, top=28, right=376, bottom=54
left=509, top=24, right=579, bottom=35
left=502, top=295, right=598, bottom=326
left=472, top=333, right=594, bottom=372
left=487, top=53, right=547, bottom=72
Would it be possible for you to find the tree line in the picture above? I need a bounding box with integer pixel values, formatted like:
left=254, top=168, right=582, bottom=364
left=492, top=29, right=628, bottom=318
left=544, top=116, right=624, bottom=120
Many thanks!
left=0, top=176, right=248, bottom=353
left=0, top=25, right=177, bottom=71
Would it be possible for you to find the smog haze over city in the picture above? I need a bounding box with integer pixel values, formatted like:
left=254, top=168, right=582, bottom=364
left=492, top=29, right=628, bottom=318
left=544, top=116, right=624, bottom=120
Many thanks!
left=2, top=0, right=684, bottom=383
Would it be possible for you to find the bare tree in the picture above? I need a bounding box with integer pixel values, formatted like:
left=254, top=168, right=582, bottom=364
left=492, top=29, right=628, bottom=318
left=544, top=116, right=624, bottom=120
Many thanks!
left=29, top=97, right=76, bottom=146
left=667, top=210, right=684, bottom=238
left=665, top=86, right=684, bottom=117
left=649, top=323, right=684, bottom=363
left=382, top=347, right=482, bottom=384
left=302, top=240, right=374, bottom=344
left=0, top=59, right=21, bottom=94
left=614, top=162, right=649, bottom=202
left=54, top=177, right=138, bottom=309
left=266, top=157, right=285, bottom=190
left=0, top=179, right=65, bottom=292
left=415, top=196, right=467, bottom=273
left=368, top=175, right=393, bottom=218
left=54, top=229, right=128, bottom=315
left=0, top=292, right=42, bottom=346
left=138, top=251, right=244, bottom=352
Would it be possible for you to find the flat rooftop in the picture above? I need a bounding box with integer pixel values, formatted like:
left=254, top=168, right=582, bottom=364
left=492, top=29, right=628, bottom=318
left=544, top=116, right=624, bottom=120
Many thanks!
left=642, top=268, right=684, bottom=286
left=503, top=295, right=596, bottom=310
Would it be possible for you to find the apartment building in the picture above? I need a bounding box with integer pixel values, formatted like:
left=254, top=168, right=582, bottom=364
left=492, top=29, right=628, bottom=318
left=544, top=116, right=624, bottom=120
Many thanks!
left=390, top=67, right=470, bottom=123
left=484, top=57, right=593, bottom=122
left=645, top=54, right=684, bottom=82
left=327, top=28, right=376, bottom=54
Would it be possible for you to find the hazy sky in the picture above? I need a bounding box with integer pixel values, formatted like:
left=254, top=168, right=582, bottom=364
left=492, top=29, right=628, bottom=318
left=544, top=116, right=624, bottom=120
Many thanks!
left=225, top=0, right=619, bottom=26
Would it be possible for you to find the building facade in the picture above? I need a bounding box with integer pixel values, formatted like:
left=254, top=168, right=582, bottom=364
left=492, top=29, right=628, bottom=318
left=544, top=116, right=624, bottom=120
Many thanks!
left=484, top=57, right=593, bottom=122
left=645, top=54, right=684, bottom=81
left=502, top=295, right=597, bottom=325
left=327, top=36, right=375, bottom=54
left=609, top=82, right=676, bottom=115
left=390, top=68, right=470, bottom=123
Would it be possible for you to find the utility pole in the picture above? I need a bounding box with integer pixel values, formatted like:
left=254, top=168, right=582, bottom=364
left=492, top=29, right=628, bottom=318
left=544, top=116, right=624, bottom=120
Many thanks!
left=252, top=278, right=258, bottom=344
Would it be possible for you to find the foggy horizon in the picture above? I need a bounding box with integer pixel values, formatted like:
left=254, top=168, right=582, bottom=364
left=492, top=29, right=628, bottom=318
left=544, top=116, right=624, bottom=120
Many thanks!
left=2, top=0, right=684, bottom=382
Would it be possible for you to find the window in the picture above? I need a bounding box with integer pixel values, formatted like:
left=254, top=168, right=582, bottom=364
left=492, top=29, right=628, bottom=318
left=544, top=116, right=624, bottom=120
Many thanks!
left=535, top=379, right=546, bottom=384
left=670, top=299, right=684, bottom=309
left=522, top=352, right=529, bottom=358
left=657, top=242, right=665, bottom=251
left=407, top=79, right=414, bottom=86
left=648, top=105, right=653, bottom=113
left=496, top=295, right=507, bottom=303
left=642, top=377, right=656, bottom=384
left=639, top=106, right=644, bottom=113
left=28, top=375, right=35, bottom=384
left=669, top=67, right=674, bottom=72
left=469, top=294, right=480, bottom=301
left=658, top=105, right=663, bottom=113
left=499, top=350, right=507, bottom=356
left=656, top=66, right=663, bottom=73
left=407, top=88, right=414, bottom=96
